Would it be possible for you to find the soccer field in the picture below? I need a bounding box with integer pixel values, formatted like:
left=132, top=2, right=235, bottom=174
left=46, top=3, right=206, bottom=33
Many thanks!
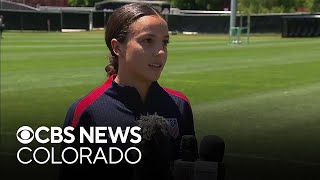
left=1, top=31, right=320, bottom=179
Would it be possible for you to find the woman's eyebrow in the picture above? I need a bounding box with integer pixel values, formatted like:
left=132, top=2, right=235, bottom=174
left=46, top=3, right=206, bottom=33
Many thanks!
left=138, top=33, right=156, bottom=37
left=138, top=33, right=169, bottom=39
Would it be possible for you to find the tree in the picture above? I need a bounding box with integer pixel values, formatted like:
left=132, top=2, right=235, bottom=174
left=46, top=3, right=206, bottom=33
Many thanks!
left=195, top=0, right=226, bottom=10
left=238, top=0, right=263, bottom=14
left=238, top=0, right=316, bottom=13
left=172, top=0, right=228, bottom=10
left=295, top=0, right=314, bottom=11
left=312, top=0, right=320, bottom=12
left=68, top=0, right=103, bottom=7
left=171, top=0, right=198, bottom=10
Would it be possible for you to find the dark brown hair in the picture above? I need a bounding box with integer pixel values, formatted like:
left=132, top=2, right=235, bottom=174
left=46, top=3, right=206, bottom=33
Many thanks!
left=105, top=3, right=163, bottom=76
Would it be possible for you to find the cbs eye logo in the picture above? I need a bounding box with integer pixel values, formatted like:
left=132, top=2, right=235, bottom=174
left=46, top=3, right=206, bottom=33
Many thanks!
left=16, top=126, right=34, bottom=144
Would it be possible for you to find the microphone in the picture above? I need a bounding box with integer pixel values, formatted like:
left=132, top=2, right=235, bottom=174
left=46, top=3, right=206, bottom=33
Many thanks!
left=199, top=135, right=225, bottom=162
left=194, top=161, right=219, bottom=180
left=196, top=135, right=225, bottom=180
left=180, top=135, right=198, bottom=161
left=173, top=135, right=225, bottom=180
left=135, top=115, right=226, bottom=180
left=173, top=135, right=198, bottom=180
left=134, top=114, right=174, bottom=180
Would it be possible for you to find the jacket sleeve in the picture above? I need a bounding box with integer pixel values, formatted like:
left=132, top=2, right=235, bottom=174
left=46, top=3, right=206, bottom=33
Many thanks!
left=59, top=100, right=134, bottom=180
left=59, top=99, right=95, bottom=179
left=176, top=98, right=199, bottom=160
left=181, top=100, right=196, bottom=136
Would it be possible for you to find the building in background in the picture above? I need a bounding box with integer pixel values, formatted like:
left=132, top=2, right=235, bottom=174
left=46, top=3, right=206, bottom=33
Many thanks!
left=8, top=0, right=68, bottom=7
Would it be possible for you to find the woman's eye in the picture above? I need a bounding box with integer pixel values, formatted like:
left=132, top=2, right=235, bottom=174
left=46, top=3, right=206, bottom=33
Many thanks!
left=163, top=40, right=170, bottom=46
left=143, top=38, right=153, bottom=44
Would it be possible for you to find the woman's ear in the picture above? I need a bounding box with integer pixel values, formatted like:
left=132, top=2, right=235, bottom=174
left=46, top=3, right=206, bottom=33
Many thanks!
left=111, top=38, right=122, bottom=57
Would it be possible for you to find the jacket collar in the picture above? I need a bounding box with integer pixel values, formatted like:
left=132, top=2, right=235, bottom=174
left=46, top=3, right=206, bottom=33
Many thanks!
left=105, top=75, right=161, bottom=115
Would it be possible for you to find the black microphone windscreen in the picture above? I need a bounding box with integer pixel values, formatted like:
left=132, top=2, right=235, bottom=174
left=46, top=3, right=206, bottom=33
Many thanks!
left=137, top=114, right=170, bottom=141
left=136, top=114, right=172, bottom=158
left=199, top=135, right=225, bottom=162
left=180, top=135, right=198, bottom=161
left=135, top=114, right=174, bottom=180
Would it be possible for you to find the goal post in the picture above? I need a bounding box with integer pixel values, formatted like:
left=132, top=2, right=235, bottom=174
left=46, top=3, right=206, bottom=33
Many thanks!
left=229, top=0, right=251, bottom=45
left=230, top=14, right=251, bottom=44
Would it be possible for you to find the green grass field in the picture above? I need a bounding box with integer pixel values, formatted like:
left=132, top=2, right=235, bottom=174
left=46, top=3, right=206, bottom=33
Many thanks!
left=1, top=31, right=320, bottom=180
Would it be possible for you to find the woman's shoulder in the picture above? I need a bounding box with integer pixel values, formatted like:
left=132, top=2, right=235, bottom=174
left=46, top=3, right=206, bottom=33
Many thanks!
left=161, top=86, right=191, bottom=106
left=65, top=78, right=114, bottom=126
left=64, top=80, right=112, bottom=126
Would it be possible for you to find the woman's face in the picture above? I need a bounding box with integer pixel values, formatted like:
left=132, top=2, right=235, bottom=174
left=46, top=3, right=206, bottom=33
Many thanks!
left=117, top=15, right=169, bottom=83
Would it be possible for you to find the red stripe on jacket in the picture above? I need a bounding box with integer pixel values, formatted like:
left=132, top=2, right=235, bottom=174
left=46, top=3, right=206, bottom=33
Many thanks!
left=71, top=75, right=114, bottom=128
left=163, top=87, right=191, bottom=106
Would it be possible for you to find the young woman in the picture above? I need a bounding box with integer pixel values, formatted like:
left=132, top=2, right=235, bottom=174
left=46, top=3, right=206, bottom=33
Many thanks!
left=60, top=3, right=196, bottom=180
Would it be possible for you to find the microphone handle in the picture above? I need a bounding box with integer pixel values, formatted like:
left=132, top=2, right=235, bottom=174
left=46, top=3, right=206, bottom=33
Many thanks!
left=194, top=161, right=218, bottom=180
left=173, top=159, right=194, bottom=180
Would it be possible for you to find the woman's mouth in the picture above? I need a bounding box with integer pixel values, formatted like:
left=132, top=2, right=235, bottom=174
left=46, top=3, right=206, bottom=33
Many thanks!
left=148, top=63, right=162, bottom=68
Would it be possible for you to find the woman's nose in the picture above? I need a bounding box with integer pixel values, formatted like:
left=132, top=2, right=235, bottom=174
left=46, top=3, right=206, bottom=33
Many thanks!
left=154, top=45, right=167, bottom=58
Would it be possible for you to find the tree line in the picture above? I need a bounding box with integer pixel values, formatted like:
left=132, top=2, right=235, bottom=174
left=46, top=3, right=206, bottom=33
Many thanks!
left=237, top=0, right=320, bottom=13
left=68, top=0, right=320, bottom=13
left=171, top=0, right=320, bottom=13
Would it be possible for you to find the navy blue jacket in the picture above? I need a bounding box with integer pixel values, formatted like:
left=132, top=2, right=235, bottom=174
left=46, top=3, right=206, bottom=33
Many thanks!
left=60, top=75, right=196, bottom=180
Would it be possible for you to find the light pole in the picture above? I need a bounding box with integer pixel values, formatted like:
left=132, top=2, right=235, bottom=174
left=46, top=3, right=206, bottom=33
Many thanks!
left=229, top=0, right=237, bottom=35
left=0, top=14, right=2, bottom=145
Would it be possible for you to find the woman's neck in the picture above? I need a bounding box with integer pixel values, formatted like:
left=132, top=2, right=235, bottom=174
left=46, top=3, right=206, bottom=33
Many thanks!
left=114, top=74, right=151, bottom=103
